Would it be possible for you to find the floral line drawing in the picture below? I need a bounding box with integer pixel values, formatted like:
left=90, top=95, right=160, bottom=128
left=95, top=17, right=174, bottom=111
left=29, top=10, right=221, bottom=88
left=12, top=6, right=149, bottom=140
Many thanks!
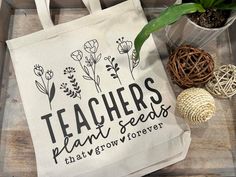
left=116, top=37, right=139, bottom=80
left=104, top=56, right=122, bottom=85
left=71, top=39, right=102, bottom=93
left=131, top=49, right=140, bottom=73
left=60, top=67, right=81, bottom=99
left=34, top=64, right=55, bottom=110
left=60, top=83, right=80, bottom=98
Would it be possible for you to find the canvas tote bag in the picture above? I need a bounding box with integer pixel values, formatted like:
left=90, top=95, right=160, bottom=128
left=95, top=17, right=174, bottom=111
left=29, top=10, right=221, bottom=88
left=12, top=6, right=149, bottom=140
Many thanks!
left=6, top=0, right=191, bottom=176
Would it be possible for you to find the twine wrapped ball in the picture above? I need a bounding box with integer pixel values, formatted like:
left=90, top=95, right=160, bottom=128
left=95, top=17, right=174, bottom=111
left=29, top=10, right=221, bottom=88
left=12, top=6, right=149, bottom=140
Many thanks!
left=167, top=45, right=214, bottom=88
left=176, top=88, right=215, bottom=123
left=206, top=64, right=236, bottom=98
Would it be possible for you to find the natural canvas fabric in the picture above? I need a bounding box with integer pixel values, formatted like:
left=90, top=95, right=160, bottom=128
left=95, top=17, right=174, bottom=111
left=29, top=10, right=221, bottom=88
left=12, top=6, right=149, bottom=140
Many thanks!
left=7, top=0, right=191, bottom=176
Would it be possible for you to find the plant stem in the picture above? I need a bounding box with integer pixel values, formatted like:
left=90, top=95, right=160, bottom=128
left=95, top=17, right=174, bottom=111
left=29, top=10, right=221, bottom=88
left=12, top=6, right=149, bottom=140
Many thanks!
left=127, top=53, right=135, bottom=80
left=40, top=76, right=48, bottom=94
left=47, top=80, right=52, bottom=110
left=41, top=76, right=52, bottom=110
left=91, top=56, right=99, bottom=92
left=48, top=100, right=52, bottom=110
left=91, top=54, right=102, bottom=93
left=91, top=65, right=99, bottom=93
left=47, top=79, right=50, bottom=95
left=78, top=57, right=102, bottom=93
left=109, top=58, right=122, bottom=85
left=116, top=75, right=122, bottom=85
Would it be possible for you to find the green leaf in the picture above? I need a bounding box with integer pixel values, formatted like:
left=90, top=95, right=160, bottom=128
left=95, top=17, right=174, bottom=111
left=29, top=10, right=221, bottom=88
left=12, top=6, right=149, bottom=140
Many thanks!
left=134, top=3, right=205, bottom=59
left=200, top=0, right=216, bottom=8
left=193, top=0, right=201, bottom=4
left=200, top=0, right=206, bottom=7
left=217, top=2, right=236, bottom=10
left=212, top=0, right=224, bottom=7
left=208, top=0, right=217, bottom=8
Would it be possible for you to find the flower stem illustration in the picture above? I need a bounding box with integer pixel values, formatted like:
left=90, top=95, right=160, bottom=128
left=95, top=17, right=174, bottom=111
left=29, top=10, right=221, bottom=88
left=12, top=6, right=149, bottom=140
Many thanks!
left=34, top=64, right=55, bottom=110
left=127, top=53, right=134, bottom=80
left=71, top=39, right=102, bottom=93
left=104, top=56, right=122, bottom=85
left=61, top=67, right=82, bottom=99
left=116, top=37, right=139, bottom=80
left=131, top=49, right=140, bottom=74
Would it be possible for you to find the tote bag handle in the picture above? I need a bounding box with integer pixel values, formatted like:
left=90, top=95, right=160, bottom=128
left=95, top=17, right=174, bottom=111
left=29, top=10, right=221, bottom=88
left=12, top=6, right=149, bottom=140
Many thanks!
left=34, top=0, right=102, bottom=30
left=82, top=0, right=102, bottom=14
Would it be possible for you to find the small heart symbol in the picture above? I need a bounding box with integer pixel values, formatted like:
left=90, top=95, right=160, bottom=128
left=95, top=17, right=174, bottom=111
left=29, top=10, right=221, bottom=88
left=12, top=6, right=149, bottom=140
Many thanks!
left=87, top=149, right=93, bottom=156
left=120, top=136, right=125, bottom=143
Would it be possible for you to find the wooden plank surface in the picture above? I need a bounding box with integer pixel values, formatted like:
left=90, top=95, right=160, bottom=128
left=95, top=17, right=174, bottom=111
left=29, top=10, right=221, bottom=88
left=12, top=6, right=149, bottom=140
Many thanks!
left=147, top=176, right=222, bottom=177
left=0, top=7, right=236, bottom=177
left=5, top=0, right=177, bottom=9
left=0, top=0, right=11, bottom=139
left=229, top=23, right=236, bottom=64
left=0, top=0, right=11, bottom=42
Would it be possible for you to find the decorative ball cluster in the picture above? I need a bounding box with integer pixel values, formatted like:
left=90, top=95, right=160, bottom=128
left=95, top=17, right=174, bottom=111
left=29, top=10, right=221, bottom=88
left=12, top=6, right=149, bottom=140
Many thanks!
left=167, top=45, right=214, bottom=88
left=176, top=88, right=215, bottom=124
left=206, top=64, right=236, bottom=98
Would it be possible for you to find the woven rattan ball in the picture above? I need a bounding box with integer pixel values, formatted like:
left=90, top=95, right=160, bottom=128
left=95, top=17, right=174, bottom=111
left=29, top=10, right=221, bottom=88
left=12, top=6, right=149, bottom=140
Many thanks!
left=206, top=64, right=236, bottom=98
left=167, top=45, right=214, bottom=88
left=176, top=88, right=215, bottom=123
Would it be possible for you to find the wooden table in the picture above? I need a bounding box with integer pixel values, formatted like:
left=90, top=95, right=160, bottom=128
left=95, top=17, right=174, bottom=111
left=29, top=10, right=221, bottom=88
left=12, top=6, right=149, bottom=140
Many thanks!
left=0, top=1, right=235, bottom=177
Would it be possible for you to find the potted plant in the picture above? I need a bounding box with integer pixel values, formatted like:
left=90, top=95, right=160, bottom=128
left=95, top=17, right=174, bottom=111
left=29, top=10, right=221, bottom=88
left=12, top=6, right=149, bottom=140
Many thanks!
left=134, top=0, right=236, bottom=58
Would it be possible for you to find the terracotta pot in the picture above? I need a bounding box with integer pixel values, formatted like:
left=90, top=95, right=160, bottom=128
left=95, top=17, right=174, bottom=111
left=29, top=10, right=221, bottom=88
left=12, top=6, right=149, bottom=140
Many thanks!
left=165, top=12, right=236, bottom=49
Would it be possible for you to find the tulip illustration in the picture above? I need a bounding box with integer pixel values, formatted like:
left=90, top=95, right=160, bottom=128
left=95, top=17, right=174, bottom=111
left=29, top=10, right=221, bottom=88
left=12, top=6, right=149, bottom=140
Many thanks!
left=34, top=64, right=55, bottom=110
left=45, top=70, right=54, bottom=80
left=34, top=64, right=44, bottom=77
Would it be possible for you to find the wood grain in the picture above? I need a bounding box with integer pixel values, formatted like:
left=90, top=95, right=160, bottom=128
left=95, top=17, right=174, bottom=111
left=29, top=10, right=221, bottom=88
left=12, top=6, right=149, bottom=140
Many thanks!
left=5, top=0, right=177, bottom=9
left=229, top=23, right=236, bottom=64
left=0, top=0, right=11, bottom=42
left=0, top=0, right=11, bottom=140
left=147, top=176, right=222, bottom=177
left=0, top=6, right=235, bottom=177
